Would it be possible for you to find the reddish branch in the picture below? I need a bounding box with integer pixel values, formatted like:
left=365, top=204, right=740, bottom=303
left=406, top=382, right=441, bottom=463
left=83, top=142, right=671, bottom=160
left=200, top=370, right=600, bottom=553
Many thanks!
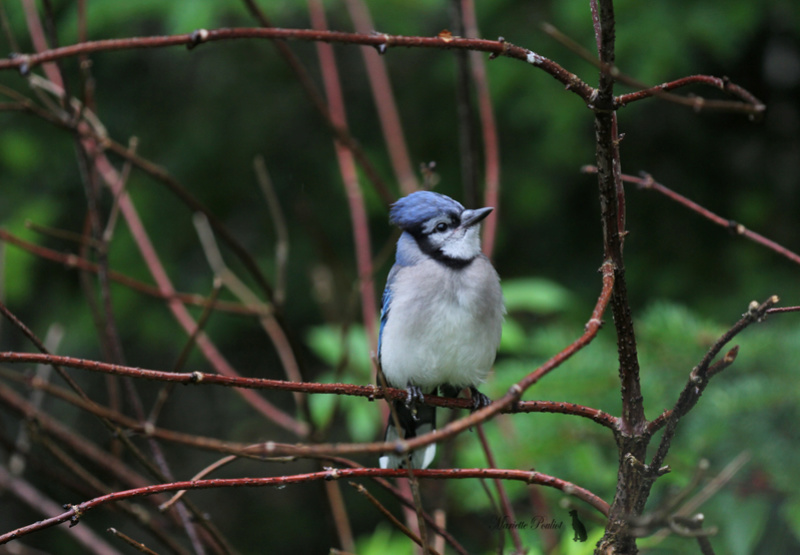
left=0, top=27, right=594, bottom=101
left=344, top=0, right=419, bottom=196
left=0, top=351, right=615, bottom=427
left=310, top=1, right=379, bottom=353
left=1, top=26, right=763, bottom=117
left=583, top=167, right=800, bottom=267
left=0, top=229, right=266, bottom=316
left=648, top=296, right=778, bottom=472
left=616, top=74, right=765, bottom=114
left=0, top=467, right=609, bottom=545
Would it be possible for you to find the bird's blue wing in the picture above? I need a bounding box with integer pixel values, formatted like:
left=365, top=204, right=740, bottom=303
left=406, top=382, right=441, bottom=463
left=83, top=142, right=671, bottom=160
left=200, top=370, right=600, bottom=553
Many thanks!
left=378, top=264, right=399, bottom=362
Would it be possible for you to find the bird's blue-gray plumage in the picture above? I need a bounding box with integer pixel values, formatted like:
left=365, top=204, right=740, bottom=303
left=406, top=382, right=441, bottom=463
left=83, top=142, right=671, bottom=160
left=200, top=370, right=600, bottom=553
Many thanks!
left=378, top=191, right=504, bottom=469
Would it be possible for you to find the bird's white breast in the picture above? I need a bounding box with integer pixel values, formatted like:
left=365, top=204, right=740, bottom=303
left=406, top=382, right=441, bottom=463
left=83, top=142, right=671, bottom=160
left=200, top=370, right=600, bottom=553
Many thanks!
left=380, top=256, right=504, bottom=390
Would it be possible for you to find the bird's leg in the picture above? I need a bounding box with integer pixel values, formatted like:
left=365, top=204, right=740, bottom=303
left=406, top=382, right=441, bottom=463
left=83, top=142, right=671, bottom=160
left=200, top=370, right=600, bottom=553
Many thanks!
left=405, top=383, right=425, bottom=421
left=469, top=387, right=491, bottom=410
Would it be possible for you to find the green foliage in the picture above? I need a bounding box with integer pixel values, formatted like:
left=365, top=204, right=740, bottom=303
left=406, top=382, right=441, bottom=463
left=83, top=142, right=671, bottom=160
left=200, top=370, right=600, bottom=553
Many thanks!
left=354, top=523, right=415, bottom=555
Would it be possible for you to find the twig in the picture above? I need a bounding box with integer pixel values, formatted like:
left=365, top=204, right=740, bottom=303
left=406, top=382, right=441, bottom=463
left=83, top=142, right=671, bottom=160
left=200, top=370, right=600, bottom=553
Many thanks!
left=0, top=466, right=609, bottom=545
left=583, top=168, right=800, bottom=267
left=649, top=297, right=778, bottom=473
left=193, top=213, right=310, bottom=425
left=475, top=423, right=523, bottom=554
left=0, top=352, right=619, bottom=426
left=0, top=27, right=597, bottom=105
left=0, top=465, right=123, bottom=554
left=349, top=482, right=440, bottom=555
left=310, top=0, right=379, bottom=354
left=253, top=156, right=290, bottom=307
left=0, top=228, right=266, bottom=316
left=107, top=528, right=160, bottom=555
left=344, top=0, right=419, bottom=195
left=459, top=0, right=501, bottom=257
left=451, top=0, right=481, bottom=209
left=240, top=0, right=396, bottom=205
left=542, top=22, right=765, bottom=116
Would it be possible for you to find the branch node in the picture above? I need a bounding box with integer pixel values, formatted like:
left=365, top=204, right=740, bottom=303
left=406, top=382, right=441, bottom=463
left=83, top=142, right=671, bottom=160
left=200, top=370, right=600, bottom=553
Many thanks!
left=489, top=37, right=507, bottom=60
left=371, top=32, right=392, bottom=55
left=9, top=53, right=31, bottom=76
left=62, top=504, right=83, bottom=527
left=189, top=371, right=204, bottom=383
left=188, top=29, right=210, bottom=50
left=526, top=50, right=544, bottom=65
left=585, top=317, right=603, bottom=332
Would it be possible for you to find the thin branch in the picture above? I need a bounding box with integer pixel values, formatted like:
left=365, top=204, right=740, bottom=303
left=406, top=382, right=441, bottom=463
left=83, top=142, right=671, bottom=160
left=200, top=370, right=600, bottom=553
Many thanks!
left=0, top=465, right=123, bottom=554
left=193, top=213, right=310, bottom=425
left=649, top=297, right=778, bottom=473
left=542, top=22, right=764, bottom=116
left=253, top=156, right=290, bottom=307
left=344, top=0, right=419, bottom=195
left=239, top=0, right=396, bottom=205
left=0, top=467, right=609, bottom=545
left=0, top=27, right=597, bottom=105
left=0, top=258, right=614, bottom=471
left=0, top=228, right=267, bottom=316
left=0, top=352, right=616, bottom=425
left=583, top=168, right=800, bottom=267
left=310, top=1, right=379, bottom=354
left=349, top=482, right=440, bottom=555
left=107, top=528, right=160, bottom=555
left=460, top=0, right=502, bottom=257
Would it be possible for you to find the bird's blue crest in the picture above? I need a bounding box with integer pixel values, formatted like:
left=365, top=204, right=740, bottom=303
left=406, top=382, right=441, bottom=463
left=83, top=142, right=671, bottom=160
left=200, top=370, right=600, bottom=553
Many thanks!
left=389, top=191, right=464, bottom=230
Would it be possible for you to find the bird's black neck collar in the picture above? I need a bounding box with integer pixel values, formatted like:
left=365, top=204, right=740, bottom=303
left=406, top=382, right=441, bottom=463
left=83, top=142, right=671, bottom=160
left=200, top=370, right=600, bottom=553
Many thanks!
left=411, top=232, right=475, bottom=270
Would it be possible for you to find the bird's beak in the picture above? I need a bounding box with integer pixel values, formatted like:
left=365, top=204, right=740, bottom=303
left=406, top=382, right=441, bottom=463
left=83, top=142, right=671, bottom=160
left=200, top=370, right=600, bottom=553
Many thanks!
left=460, top=207, right=493, bottom=228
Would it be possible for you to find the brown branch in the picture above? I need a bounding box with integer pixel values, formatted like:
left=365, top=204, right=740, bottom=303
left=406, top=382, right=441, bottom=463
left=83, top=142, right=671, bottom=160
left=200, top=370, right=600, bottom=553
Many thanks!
left=616, top=74, right=765, bottom=115
left=583, top=168, right=800, bottom=267
left=542, top=23, right=764, bottom=116
left=0, top=27, right=597, bottom=104
left=0, top=351, right=616, bottom=428
left=349, top=482, right=439, bottom=555
left=0, top=465, right=123, bottom=554
left=0, top=229, right=269, bottom=315
left=344, top=0, right=419, bottom=196
left=0, top=467, right=609, bottom=545
left=107, top=528, right=160, bottom=555
left=460, top=0, right=502, bottom=257
left=310, top=1, right=379, bottom=354
left=648, top=296, right=778, bottom=473
left=240, top=0, right=396, bottom=206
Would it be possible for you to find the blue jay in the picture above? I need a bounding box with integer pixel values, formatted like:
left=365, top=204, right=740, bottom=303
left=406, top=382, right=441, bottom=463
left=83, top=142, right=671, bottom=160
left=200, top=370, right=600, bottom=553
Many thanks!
left=378, top=191, right=504, bottom=469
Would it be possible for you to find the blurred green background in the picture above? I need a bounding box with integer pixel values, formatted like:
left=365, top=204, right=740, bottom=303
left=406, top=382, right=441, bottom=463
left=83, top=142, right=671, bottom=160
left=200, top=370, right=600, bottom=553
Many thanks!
left=1, top=0, right=799, bottom=553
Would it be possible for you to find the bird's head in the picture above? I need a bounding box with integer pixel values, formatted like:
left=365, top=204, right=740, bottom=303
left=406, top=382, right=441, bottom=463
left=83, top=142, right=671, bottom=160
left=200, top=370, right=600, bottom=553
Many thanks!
left=390, top=191, right=492, bottom=265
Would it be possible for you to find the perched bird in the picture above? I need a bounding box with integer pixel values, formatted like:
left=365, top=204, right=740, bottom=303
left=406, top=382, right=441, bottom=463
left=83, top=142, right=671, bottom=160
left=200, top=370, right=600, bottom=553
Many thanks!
left=378, top=191, right=504, bottom=469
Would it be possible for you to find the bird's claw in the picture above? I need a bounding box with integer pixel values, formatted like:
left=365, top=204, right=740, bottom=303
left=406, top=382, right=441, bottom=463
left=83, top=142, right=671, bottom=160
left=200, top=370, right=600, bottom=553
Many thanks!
left=470, top=387, right=491, bottom=410
left=405, top=384, right=425, bottom=406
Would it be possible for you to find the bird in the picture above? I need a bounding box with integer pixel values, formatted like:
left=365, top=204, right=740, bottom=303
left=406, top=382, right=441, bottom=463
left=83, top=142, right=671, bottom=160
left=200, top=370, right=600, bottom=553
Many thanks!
left=377, top=190, right=504, bottom=469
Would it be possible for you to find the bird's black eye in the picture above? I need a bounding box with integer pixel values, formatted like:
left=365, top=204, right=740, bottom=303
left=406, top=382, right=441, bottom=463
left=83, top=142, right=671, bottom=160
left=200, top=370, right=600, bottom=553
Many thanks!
left=435, top=222, right=448, bottom=232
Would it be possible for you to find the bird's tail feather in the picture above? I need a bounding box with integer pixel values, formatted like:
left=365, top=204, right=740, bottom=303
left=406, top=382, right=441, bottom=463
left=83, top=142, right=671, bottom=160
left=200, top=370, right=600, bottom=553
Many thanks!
left=379, top=400, right=436, bottom=469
